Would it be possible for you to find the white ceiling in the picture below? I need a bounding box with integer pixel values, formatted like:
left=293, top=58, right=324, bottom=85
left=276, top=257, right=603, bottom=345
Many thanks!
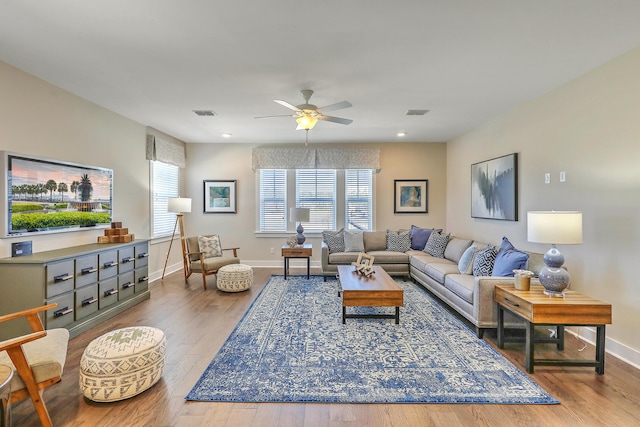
left=2, top=1, right=640, bottom=145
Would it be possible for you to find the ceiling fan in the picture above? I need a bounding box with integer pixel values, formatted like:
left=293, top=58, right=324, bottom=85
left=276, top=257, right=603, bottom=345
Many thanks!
left=256, top=90, right=353, bottom=131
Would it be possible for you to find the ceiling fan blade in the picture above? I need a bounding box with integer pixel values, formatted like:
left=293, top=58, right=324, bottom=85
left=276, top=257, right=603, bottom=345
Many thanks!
left=274, top=100, right=301, bottom=111
left=255, top=114, right=295, bottom=119
left=319, top=115, right=353, bottom=125
left=318, top=101, right=352, bottom=113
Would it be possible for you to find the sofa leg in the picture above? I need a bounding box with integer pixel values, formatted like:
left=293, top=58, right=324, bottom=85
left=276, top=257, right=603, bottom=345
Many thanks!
left=323, top=275, right=327, bottom=282
left=477, top=328, right=485, bottom=339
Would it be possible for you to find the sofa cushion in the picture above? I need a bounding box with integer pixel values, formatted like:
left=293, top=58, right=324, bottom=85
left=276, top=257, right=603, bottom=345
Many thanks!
left=322, top=229, right=345, bottom=253
left=444, top=274, right=475, bottom=305
left=386, top=229, right=411, bottom=252
left=444, top=237, right=473, bottom=263
left=492, top=237, right=530, bottom=277
left=410, top=226, right=441, bottom=250
left=424, top=262, right=460, bottom=284
left=458, top=244, right=480, bottom=275
left=328, top=252, right=360, bottom=265
left=363, top=231, right=387, bottom=252
left=410, top=253, right=444, bottom=273
left=344, top=231, right=365, bottom=252
left=423, top=230, right=450, bottom=258
left=367, top=250, right=410, bottom=264
left=472, top=245, right=498, bottom=276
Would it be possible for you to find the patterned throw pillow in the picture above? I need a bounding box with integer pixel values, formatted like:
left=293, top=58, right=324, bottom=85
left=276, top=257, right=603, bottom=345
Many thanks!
left=386, top=230, right=411, bottom=252
left=472, top=245, right=498, bottom=277
left=423, top=230, right=450, bottom=258
left=458, top=244, right=480, bottom=275
left=322, top=229, right=345, bottom=253
left=198, top=235, right=222, bottom=258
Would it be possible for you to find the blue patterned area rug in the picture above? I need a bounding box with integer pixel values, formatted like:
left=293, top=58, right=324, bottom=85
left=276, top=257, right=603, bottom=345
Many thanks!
left=186, top=275, right=558, bottom=404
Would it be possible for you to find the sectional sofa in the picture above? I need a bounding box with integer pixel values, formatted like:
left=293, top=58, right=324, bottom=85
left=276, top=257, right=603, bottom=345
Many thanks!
left=321, top=228, right=544, bottom=338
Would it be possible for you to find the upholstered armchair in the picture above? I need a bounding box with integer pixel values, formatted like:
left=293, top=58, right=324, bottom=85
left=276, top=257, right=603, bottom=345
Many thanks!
left=183, top=234, right=240, bottom=289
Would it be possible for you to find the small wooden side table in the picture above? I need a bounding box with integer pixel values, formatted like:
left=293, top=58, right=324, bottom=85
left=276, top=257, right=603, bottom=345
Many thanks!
left=494, top=284, right=612, bottom=374
left=281, top=244, right=312, bottom=279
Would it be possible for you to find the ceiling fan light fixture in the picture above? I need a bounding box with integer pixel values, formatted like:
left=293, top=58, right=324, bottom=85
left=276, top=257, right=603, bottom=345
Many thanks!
left=296, top=114, right=318, bottom=130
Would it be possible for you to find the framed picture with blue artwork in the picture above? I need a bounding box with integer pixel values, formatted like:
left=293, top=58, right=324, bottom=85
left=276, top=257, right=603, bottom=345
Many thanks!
left=203, top=180, right=237, bottom=213
left=394, top=179, right=428, bottom=213
left=471, top=153, right=518, bottom=221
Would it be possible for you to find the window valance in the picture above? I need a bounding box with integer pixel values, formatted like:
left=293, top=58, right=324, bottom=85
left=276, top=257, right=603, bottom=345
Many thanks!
left=146, top=135, right=186, bottom=168
left=252, top=147, right=380, bottom=172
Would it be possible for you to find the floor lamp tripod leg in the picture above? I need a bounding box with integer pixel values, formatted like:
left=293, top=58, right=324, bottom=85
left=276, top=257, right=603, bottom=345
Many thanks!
left=162, top=216, right=179, bottom=280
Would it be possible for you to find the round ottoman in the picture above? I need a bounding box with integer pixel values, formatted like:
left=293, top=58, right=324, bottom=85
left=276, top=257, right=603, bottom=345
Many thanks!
left=79, top=326, right=166, bottom=402
left=217, top=263, right=253, bottom=292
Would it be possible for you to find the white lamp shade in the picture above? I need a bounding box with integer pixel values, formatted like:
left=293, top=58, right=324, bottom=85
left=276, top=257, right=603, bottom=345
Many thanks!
left=527, top=211, right=583, bottom=245
left=167, top=197, right=192, bottom=213
left=290, top=207, right=310, bottom=222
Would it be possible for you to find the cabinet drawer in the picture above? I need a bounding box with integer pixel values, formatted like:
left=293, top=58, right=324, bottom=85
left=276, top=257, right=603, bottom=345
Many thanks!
left=76, top=254, right=99, bottom=288
left=46, top=260, right=75, bottom=298
left=134, top=243, right=149, bottom=268
left=119, top=247, right=135, bottom=274
left=119, top=271, right=135, bottom=300
left=46, top=293, right=75, bottom=328
left=99, top=277, right=119, bottom=309
left=99, top=250, right=119, bottom=280
left=135, top=267, right=149, bottom=293
left=75, top=284, right=99, bottom=320
left=495, top=288, right=533, bottom=321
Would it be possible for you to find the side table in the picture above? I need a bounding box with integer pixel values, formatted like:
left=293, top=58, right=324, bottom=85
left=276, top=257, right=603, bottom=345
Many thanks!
left=281, top=244, right=312, bottom=279
left=0, top=365, right=12, bottom=427
left=494, top=284, right=612, bottom=374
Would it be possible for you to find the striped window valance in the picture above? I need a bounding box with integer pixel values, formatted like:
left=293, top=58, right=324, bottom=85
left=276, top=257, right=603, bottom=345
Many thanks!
left=252, top=147, right=380, bottom=172
left=146, top=135, right=186, bottom=168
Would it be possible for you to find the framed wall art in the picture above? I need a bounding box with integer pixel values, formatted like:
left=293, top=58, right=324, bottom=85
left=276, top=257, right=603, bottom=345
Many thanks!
left=471, top=153, right=518, bottom=221
left=203, top=180, right=237, bottom=213
left=394, top=179, right=428, bottom=213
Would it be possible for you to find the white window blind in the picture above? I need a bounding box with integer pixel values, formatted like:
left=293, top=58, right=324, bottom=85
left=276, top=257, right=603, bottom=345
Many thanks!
left=346, top=169, right=373, bottom=230
left=151, top=161, right=179, bottom=238
left=296, top=169, right=336, bottom=231
left=259, top=169, right=287, bottom=231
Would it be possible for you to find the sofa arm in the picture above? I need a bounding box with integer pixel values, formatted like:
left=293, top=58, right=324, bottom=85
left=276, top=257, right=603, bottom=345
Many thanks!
left=473, top=276, right=542, bottom=326
left=321, top=241, right=330, bottom=272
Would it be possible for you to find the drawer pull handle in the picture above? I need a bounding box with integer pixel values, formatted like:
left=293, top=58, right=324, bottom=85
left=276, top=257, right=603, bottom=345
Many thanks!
left=54, top=307, right=73, bottom=317
left=81, top=267, right=97, bottom=274
left=122, top=281, right=134, bottom=289
left=503, top=297, right=520, bottom=307
left=137, top=253, right=149, bottom=258
left=121, top=257, right=133, bottom=263
left=53, top=273, right=73, bottom=282
left=103, top=261, right=118, bottom=268
left=104, top=288, right=118, bottom=296
left=82, top=297, right=98, bottom=306
left=138, top=276, right=149, bottom=283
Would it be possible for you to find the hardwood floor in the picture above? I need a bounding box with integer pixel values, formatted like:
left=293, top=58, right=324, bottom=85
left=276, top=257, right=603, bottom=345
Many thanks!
left=11, top=267, right=640, bottom=426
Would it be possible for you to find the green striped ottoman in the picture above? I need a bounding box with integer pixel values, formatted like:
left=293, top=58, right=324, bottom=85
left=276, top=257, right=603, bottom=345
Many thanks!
left=80, top=326, right=166, bottom=402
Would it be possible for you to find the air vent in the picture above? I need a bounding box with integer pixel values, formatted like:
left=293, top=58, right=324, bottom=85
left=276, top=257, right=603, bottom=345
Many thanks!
left=405, top=109, right=429, bottom=116
left=193, top=110, right=216, bottom=116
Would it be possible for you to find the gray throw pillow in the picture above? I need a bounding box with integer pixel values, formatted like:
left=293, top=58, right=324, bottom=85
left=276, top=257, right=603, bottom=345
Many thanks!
left=344, top=231, right=365, bottom=252
left=423, top=230, right=450, bottom=258
left=472, top=245, right=498, bottom=276
left=322, top=229, right=345, bottom=253
left=458, top=244, right=480, bottom=274
left=386, top=230, right=411, bottom=252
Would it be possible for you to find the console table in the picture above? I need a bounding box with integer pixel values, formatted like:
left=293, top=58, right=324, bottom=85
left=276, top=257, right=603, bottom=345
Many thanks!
left=494, top=284, right=612, bottom=374
left=0, top=240, right=149, bottom=340
left=281, top=244, right=312, bottom=279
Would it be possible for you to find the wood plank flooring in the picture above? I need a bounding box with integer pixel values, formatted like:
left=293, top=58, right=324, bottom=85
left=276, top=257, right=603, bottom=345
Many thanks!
left=10, top=267, right=640, bottom=426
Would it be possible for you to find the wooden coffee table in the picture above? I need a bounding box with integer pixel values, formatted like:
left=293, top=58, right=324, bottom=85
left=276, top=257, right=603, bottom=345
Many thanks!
left=337, top=265, right=404, bottom=324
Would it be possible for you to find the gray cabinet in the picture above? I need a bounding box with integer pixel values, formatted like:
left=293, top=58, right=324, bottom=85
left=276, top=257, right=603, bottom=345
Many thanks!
left=0, top=240, right=150, bottom=340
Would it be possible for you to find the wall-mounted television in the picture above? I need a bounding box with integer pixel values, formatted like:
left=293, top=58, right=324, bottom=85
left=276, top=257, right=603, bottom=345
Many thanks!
left=1, top=151, right=113, bottom=238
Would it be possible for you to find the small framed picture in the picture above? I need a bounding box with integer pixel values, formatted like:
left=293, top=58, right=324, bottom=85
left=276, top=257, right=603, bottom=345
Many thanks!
left=203, top=180, right=237, bottom=213
left=394, top=179, right=428, bottom=213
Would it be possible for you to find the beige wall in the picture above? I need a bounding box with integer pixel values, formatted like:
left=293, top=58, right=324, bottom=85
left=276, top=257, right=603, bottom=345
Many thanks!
left=446, top=46, right=640, bottom=365
left=181, top=142, right=447, bottom=267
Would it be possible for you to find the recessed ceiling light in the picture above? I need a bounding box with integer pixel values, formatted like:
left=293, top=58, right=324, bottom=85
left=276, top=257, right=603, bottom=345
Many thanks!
left=193, top=110, right=216, bottom=116
left=405, top=109, right=429, bottom=116
left=397, top=132, right=407, bottom=137
left=221, top=133, right=232, bottom=138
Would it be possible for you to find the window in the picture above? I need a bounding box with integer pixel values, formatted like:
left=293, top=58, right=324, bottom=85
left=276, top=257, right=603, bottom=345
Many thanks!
left=259, top=169, right=287, bottom=232
left=151, top=161, right=179, bottom=238
left=258, top=169, right=373, bottom=232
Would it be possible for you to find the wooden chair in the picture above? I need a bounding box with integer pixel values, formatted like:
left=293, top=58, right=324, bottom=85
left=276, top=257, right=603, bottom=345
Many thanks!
left=183, top=234, right=240, bottom=289
left=0, top=304, right=69, bottom=427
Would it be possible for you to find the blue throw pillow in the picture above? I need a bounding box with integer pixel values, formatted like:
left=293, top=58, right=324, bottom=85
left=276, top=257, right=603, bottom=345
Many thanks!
left=410, top=226, right=442, bottom=250
left=492, top=237, right=530, bottom=277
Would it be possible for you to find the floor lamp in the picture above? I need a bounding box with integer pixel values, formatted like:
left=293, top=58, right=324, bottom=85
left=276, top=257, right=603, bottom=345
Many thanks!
left=162, top=197, right=192, bottom=280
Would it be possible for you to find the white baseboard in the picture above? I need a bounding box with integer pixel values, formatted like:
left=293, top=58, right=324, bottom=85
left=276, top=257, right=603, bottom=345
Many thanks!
left=566, top=326, right=640, bottom=370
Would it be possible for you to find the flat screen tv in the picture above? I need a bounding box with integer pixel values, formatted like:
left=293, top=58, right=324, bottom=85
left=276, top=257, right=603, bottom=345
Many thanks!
left=1, top=151, right=113, bottom=238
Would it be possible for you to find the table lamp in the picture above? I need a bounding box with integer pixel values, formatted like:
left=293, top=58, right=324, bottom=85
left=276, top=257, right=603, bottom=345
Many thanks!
left=162, top=197, right=192, bottom=280
left=290, top=207, right=310, bottom=245
left=527, top=211, right=583, bottom=296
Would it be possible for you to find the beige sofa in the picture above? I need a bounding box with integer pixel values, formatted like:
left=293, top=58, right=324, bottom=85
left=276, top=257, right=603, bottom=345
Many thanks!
left=321, top=231, right=544, bottom=338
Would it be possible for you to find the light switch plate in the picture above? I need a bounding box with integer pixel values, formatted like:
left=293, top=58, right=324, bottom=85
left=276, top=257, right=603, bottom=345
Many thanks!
left=560, top=171, right=566, bottom=182
left=544, top=173, right=551, bottom=184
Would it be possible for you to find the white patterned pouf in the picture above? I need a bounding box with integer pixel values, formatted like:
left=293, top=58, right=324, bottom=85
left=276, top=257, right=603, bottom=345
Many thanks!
left=79, top=326, right=166, bottom=402
left=217, top=263, right=253, bottom=292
